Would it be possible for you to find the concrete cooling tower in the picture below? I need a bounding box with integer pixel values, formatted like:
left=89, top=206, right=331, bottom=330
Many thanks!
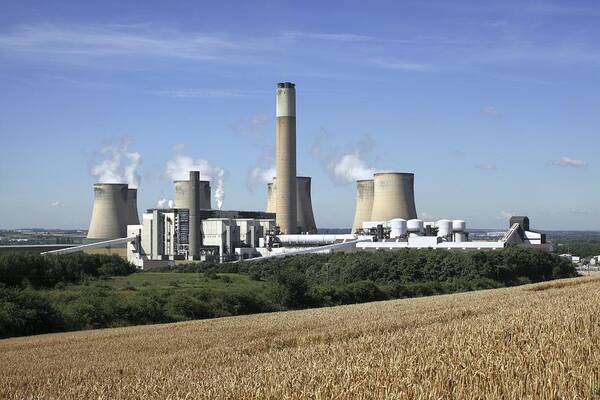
left=351, top=179, right=374, bottom=233
left=126, top=188, right=140, bottom=225
left=370, top=172, right=417, bottom=221
left=275, top=82, right=297, bottom=234
left=266, top=177, right=317, bottom=233
left=174, top=179, right=211, bottom=210
left=87, top=183, right=129, bottom=240
left=296, top=177, right=317, bottom=233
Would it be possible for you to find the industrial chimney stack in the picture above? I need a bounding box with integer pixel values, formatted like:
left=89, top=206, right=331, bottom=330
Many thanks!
left=87, top=183, right=129, bottom=240
left=188, top=171, right=201, bottom=258
left=266, top=181, right=276, bottom=213
left=275, top=82, right=297, bottom=234
left=351, top=179, right=374, bottom=233
left=370, top=172, right=417, bottom=221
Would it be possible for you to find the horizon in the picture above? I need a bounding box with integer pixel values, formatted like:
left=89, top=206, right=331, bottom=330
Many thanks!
left=1, top=0, right=599, bottom=230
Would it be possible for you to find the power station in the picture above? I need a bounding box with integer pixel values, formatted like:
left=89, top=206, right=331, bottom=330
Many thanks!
left=45, top=82, right=550, bottom=266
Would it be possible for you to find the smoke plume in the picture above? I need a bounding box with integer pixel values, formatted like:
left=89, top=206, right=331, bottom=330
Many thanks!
left=157, top=198, right=174, bottom=208
left=165, top=149, right=226, bottom=209
left=312, top=132, right=377, bottom=184
left=248, top=164, right=275, bottom=191
left=90, top=140, right=142, bottom=188
left=327, top=152, right=376, bottom=183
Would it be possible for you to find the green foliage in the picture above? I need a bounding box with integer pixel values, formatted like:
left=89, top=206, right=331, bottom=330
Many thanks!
left=0, top=288, right=64, bottom=337
left=0, top=253, right=135, bottom=288
left=0, top=248, right=577, bottom=339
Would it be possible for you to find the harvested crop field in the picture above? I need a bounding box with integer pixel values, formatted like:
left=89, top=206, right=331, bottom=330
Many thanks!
left=2, top=275, right=600, bottom=399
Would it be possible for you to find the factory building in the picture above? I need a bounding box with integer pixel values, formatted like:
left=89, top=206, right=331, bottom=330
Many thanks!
left=48, top=81, right=552, bottom=266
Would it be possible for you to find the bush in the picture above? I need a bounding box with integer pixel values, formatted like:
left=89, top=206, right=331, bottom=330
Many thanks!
left=0, top=288, right=64, bottom=338
left=0, top=253, right=136, bottom=288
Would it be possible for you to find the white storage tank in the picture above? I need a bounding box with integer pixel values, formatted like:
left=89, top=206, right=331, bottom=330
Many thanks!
left=407, top=219, right=424, bottom=234
left=452, top=220, right=466, bottom=232
left=437, top=219, right=453, bottom=237
left=389, top=218, right=407, bottom=238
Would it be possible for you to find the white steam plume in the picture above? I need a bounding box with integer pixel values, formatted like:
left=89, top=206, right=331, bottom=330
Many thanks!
left=157, top=198, right=174, bottom=208
left=327, top=152, right=376, bottom=183
left=90, top=140, right=142, bottom=188
left=312, top=132, right=377, bottom=184
left=248, top=165, right=275, bottom=190
left=165, top=150, right=226, bottom=209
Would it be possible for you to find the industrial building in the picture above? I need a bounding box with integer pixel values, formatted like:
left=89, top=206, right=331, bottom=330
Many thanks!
left=44, top=82, right=551, bottom=266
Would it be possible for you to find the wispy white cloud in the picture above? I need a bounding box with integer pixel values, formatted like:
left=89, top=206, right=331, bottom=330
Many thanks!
left=231, top=113, right=270, bottom=137
left=547, top=156, right=588, bottom=168
left=50, top=201, right=65, bottom=208
left=475, top=163, right=497, bottom=171
left=152, top=89, right=259, bottom=98
left=0, top=24, right=269, bottom=64
left=369, top=58, right=436, bottom=71
left=481, top=106, right=499, bottom=116
left=283, top=31, right=382, bottom=43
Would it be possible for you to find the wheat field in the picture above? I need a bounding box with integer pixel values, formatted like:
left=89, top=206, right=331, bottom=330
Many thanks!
left=1, top=275, right=600, bottom=399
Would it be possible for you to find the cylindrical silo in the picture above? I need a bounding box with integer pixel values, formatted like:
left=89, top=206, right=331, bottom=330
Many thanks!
left=174, top=179, right=211, bottom=210
left=188, top=171, right=201, bottom=258
left=87, top=183, right=128, bottom=239
left=351, top=179, right=374, bottom=233
left=296, top=176, right=317, bottom=233
left=437, top=219, right=452, bottom=238
left=389, top=218, right=407, bottom=238
left=275, top=82, right=297, bottom=234
left=266, top=181, right=276, bottom=213
left=370, top=172, right=417, bottom=221
left=126, top=188, right=140, bottom=225
left=407, top=219, right=424, bottom=234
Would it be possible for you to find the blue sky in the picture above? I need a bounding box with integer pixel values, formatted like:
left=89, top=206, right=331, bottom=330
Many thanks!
left=1, top=0, right=599, bottom=230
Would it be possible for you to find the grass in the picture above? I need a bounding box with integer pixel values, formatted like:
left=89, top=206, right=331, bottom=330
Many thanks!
left=1, top=275, right=599, bottom=399
left=46, top=271, right=274, bottom=297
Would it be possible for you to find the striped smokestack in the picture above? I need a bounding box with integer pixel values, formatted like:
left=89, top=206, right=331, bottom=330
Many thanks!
left=275, top=82, right=297, bottom=234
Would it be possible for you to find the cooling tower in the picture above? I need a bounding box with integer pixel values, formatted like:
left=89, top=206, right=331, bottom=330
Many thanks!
left=188, top=171, right=201, bottom=258
left=266, top=181, right=276, bottom=213
left=126, top=188, right=140, bottom=225
left=370, top=172, right=417, bottom=221
left=275, top=82, right=297, bottom=234
left=87, top=183, right=129, bottom=239
left=174, top=179, right=211, bottom=210
left=351, top=179, right=374, bottom=233
left=296, top=176, right=317, bottom=233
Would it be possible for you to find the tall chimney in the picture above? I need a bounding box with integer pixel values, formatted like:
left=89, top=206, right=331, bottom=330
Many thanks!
left=126, top=188, right=140, bottom=225
left=351, top=179, right=374, bottom=233
left=266, top=181, right=276, bottom=213
left=188, top=171, right=201, bottom=258
left=370, top=172, right=417, bottom=221
left=296, top=176, right=317, bottom=233
left=87, top=183, right=128, bottom=240
left=275, top=82, right=297, bottom=234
